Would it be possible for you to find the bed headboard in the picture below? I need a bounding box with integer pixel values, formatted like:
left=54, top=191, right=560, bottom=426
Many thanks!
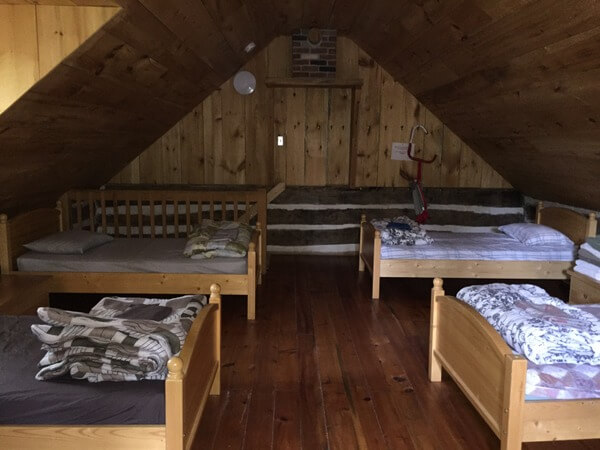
left=536, top=202, right=597, bottom=244
left=60, top=188, right=268, bottom=269
left=0, top=207, right=61, bottom=273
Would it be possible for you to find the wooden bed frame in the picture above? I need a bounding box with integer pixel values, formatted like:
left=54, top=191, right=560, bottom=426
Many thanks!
left=359, top=202, right=598, bottom=299
left=0, top=283, right=221, bottom=450
left=429, top=278, right=600, bottom=449
left=0, top=188, right=267, bottom=320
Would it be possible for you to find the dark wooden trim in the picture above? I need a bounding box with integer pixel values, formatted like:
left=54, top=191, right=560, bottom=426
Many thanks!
left=265, top=77, right=363, bottom=88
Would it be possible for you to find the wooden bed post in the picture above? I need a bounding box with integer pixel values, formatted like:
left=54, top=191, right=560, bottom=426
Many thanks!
left=247, top=241, right=257, bottom=320
left=0, top=214, right=12, bottom=273
left=587, top=213, right=597, bottom=237
left=56, top=200, right=64, bottom=232
left=60, top=193, right=71, bottom=231
left=535, top=202, right=543, bottom=224
left=165, top=357, right=184, bottom=450
left=209, top=283, right=221, bottom=396
left=429, top=278, right=444, bottom=382
left=500, top=354, right=527, bottom=450
left=372, top=230, right=381, bottom=299
left=359, top=214, right=366, bottom=272
left=256, top=222, right=263, bottom=285
left=257, top=189, right=267, bottom=274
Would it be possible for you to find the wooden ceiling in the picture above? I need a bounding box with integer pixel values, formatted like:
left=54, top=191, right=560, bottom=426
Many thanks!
left=0, top=0, right=599, bottom=213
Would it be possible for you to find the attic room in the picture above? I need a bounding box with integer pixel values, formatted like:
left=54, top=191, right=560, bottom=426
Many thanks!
left=0, top=0, right=599, bottom=448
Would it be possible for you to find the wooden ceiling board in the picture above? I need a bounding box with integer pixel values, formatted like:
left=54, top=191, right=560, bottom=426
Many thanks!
left=200, top=0, right=263, bottom=57
left=378, top=1, right=492, bottom=79
left=269, top=0, right=303, bottom=34
left=136, top=0, right=242, bottom=76
left=0, top=0, right=275, bottom=214
left=468, top=137, right=598, bottom=208
left=328, top=0, right=371, bottom=35
left=240, top=0, right=277, bottom=46
left=433, top=3, right=600, bottom=84
left=0, top=1, right=118, bottom=5
left=104, top=5, right=224, bottom=89
left=300, top=0, right=336, bottom=28
left=1, top=0, right=599, bottom=212
left=349, top=0, right=600, bottom=209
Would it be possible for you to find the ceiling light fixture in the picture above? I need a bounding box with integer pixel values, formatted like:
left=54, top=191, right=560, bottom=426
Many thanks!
left=244, top=41, right=256, bottom=53
left=233, top=71, right=256, bottom=95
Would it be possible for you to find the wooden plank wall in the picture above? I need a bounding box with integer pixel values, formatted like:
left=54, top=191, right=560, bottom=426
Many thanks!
left=112, top=37, right=511, bottom=189
left=0, top=3, right=118, bottom=114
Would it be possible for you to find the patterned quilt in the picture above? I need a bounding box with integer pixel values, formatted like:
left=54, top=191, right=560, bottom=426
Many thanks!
left=183, top=220, right=253, bottom=259
left=456, top=284, right=600, bottom=366
left=31, top=295, right=206, bottom=382
left=371, top=216, right=433, bottom=246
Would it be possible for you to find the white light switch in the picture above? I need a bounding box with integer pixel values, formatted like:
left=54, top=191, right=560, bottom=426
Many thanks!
left=277, top=135, right=284, bottom=147
left=391, top=142, right=410, bottom=161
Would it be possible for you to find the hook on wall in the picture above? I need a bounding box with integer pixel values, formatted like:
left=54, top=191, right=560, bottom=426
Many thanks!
left=408, top=124, right=437, bottom=164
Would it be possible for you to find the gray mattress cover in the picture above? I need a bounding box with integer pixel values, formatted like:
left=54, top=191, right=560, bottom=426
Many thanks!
left=17, top=238, right=247, bottom=274
left=0, top=316, right=165, bottom=425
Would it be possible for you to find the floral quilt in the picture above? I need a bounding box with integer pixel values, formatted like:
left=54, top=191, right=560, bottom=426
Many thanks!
left=456, top=283, right=600, bottom=366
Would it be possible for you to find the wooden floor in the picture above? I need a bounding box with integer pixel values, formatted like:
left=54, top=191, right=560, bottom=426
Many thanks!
left=194, top=255, right=597, bottom=450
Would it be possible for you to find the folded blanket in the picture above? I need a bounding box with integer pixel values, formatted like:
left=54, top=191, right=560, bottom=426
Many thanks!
left=579, top=248, right=600, bottom=266
left=574, top=259, right=600, bottom=281
left=456, top=283, right=600, bottom=366
left=582, top=242, right=600, bottom=260
left=586, top=237, right=600, bottom=253
left=183, top=220, right=253, bottom=259
left=371, top=216, right=433, bottom=246
left=32, top=295, right=206, bottom=382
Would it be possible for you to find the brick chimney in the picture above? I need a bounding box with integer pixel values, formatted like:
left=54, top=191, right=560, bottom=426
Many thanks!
left=291, top=28, right=336, bottom=78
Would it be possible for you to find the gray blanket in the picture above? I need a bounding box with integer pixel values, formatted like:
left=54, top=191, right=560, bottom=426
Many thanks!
left=32, top=295, right=206, bottom=382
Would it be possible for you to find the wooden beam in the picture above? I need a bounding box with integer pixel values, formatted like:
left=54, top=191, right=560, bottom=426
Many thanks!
left=265, top=77, right=363, bottom=88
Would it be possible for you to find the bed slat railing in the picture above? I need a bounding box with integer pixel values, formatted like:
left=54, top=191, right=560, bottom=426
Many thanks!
left=59, top=188, right=268, bottom=273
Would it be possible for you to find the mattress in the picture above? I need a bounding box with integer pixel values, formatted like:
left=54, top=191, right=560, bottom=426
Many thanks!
left=17, top=237, right=247, bottom=274
left=380, top=231, right=576, bottom=261
left=0, top=315, right=165, bottom=425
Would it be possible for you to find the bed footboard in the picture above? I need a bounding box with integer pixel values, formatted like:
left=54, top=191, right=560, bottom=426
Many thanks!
left=166, top=284, right=220, bottom=450
left=429, top=279, right=527, bottom=449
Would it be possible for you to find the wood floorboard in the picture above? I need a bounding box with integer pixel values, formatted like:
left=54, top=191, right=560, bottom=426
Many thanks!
left=193, top=255, right=598, bottom=450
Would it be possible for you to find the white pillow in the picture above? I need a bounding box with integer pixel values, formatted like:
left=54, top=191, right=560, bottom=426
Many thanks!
left=24, top=231, right=113, bottom=254
left=498, top=223, right=574, bottom=246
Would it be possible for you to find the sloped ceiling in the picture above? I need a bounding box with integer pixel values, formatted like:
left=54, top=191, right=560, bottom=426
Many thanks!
left=0, top=0, right=599, bottom=214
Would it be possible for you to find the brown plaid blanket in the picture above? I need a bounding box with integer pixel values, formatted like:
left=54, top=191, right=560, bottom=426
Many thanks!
left=31, top=294, right=206, bottom=382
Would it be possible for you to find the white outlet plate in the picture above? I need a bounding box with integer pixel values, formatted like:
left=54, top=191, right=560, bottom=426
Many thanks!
left=277, top=135, right=284, bottom=147
left=391, top=142, right=410, bottom=160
